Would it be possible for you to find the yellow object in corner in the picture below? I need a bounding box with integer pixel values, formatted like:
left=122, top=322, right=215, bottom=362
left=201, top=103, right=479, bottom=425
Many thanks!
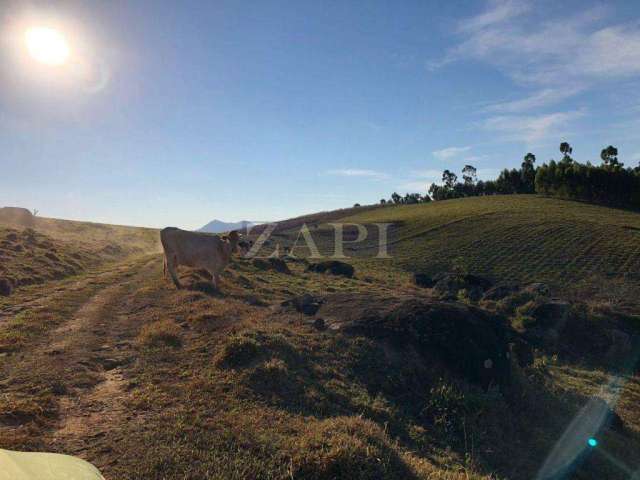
left=0, top=449, right=105, bottom=480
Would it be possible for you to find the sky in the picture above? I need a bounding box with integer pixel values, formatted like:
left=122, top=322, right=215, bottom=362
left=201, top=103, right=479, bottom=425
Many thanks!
left=1, top=0, right=640, bottom=229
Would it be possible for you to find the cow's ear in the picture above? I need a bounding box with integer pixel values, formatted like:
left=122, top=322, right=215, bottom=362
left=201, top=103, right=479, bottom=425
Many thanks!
left=222, top=235, right=228, bottom=241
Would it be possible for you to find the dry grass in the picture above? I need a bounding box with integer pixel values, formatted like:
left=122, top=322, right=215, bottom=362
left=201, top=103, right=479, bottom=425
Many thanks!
left=138, top=319, right=182, bottom=348
left=0, top=215, right=158, bottom=295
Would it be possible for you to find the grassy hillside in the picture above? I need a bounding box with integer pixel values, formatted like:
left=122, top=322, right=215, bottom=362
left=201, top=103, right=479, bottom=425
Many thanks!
left=0, top=214, right=159, bottom=293
left=337, top=195, right=640, bottom=304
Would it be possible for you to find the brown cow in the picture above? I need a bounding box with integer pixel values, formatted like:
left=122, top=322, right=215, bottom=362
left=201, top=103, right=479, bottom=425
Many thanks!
left=160, top=227, right=242, bottom=290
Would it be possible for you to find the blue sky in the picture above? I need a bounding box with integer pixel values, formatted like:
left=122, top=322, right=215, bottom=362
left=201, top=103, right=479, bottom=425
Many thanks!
left=1, top=0, right=640, bottom=229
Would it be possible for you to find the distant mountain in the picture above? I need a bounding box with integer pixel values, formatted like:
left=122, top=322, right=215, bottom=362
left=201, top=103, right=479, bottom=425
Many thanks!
left=198, top=220, right=263, bottom=233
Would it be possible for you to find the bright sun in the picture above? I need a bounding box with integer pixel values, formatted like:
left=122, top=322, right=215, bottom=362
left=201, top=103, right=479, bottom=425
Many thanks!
left=25, top=27, right=70, bottom=66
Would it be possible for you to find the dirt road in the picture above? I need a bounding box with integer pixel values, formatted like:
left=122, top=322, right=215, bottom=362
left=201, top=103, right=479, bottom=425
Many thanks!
left=0, top=254, right=162, bottom=471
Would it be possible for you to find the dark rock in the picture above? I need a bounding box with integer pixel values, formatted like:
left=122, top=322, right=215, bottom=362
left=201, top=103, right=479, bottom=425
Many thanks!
left=0, top=278, right=11, bottom=296
left=267, top=258, right=290, bottom=274
left=413, top=273, right=436, bottom=288
left=313, top=292, right=513, bottom=388
left=252, top=257, right=291, bottom=274
left=100, top=357, right=128, bottom=371
left=312, top=318, right=326, bottom=330
left=307, top=260, right=355, bottom=278
left=5, top=232, right=18, bottom=242
left=281, top=293, right=322, bottom=315
left=482, top=284, right=520, bottom=301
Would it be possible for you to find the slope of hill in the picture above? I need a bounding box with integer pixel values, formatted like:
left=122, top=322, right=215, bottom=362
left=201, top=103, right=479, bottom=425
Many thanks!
left=0, top=213, right=158, bottom=294
left=331, top=195, right=640, bottom=305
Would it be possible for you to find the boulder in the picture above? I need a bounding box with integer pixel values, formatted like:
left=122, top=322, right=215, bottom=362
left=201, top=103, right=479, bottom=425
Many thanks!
left=267, top=258, right=290, bottom=274
left=252, top=257, right=291, bottom=274
left=311, top=292, right=514, bottom=388
left=281, top=293, right=322, bottom=315
left=0, top=278, right=11, bottom=296
left=413, top=273, right=436, bottom=288
left=307, top=260, right=354, bottom=278
left=312, top=318, right=326, bottom=330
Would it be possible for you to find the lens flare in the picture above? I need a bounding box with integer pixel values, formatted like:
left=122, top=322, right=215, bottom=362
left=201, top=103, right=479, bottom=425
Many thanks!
left=25, top=27, right=70, bottom=66
left=587, top=438, right=598, bottom=448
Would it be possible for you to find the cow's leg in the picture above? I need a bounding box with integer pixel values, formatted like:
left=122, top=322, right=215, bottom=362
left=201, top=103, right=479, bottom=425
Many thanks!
left=208, top=270, right=220, bottom=291
left=163, top=255, right=167, bottom=279
left=166, top=255, right=182, bottom=289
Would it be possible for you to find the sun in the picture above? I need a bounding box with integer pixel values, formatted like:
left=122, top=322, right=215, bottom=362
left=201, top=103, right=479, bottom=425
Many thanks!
left=24, top=27, right=70, bottom=66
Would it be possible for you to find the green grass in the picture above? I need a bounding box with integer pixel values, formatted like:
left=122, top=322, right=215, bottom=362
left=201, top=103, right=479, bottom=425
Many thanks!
left=339, top=195, right=640, bottom=300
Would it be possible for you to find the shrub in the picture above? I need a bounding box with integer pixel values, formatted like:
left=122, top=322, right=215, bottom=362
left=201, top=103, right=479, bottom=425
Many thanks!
left=291, top=417, right=414, bottom=480
left=420, top=382, right=466, bottom=436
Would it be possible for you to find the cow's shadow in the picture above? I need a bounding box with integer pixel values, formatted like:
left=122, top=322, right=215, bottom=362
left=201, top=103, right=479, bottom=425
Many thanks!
left=176, top=268, right=224, bottom=297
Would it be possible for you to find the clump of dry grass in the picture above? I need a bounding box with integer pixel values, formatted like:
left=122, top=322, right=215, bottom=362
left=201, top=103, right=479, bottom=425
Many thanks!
left=290, top=416, right=416, bottom=480
left=214, top=335, right=260, bottom=368
left=138, top=319, right=182, bottom=348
